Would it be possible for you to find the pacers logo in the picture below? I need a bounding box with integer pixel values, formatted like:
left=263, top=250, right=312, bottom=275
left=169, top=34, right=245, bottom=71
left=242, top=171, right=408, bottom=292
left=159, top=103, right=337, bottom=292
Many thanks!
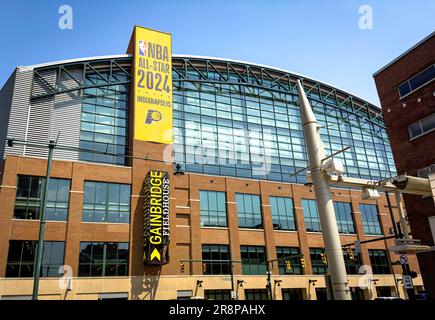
left=145, top=109, right=162, bottom=124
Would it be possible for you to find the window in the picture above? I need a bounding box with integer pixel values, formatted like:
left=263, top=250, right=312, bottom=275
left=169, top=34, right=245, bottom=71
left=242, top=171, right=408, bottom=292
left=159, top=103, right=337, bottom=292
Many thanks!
left=359, top=204, right=383, bottom=235
left=369, top=249, right=391, bottom=274
left=376, top=286, right=394, bottom=297
left=333, top=202, right=355, bottom=234
left=270, top=196, right=296, bottom=230
left=241, top=246, right=267, bottom=275
left=302, top=199, right=321, bottom=232
left=204, top=290, right=231, bottom=300
left=199, top=191, right=227, bottom=227
left=80, top=75, right=129, bottom=166
left=398, top=64, right=435, bottom=98
left=276, top=247, right=303, bottom=275
left=310, top=248, right=328, bottom=275
left=202, top=245, right=231, bottom=275
left=14, top=176, right=70, bottom=221
left=351, top=287, right=366, bottom=300
left=282, top=288, right=303, bottom=300
left=83, top=181, right=131, bottom=223
left=78, top=242, right=129, bottom=277
left=6, top=241, right=65, bottom=277
left=343, top=249, right=361, bottom=275
left=315, top=288, right=328, bottom=301
left=244, top=289, right=268, bottom=300
left=236, top=194, right=262, bottom=229
left=408, top=113, right=435, bottom=140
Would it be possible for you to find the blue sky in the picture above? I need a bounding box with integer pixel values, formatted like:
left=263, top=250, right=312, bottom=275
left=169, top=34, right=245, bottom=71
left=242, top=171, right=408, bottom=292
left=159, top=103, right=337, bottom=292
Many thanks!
left=0, top=0, right=434, bottom=105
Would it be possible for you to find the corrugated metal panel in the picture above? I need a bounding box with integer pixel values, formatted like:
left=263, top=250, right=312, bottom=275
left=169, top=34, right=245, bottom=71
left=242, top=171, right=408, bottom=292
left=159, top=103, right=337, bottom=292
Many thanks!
left=25, top=96, right=53, bottom=157
left=0, top=71, right=16, bottom=160
left=50, top=68, right=83, bottom=160
left=5, top=68, right=33, bottom=156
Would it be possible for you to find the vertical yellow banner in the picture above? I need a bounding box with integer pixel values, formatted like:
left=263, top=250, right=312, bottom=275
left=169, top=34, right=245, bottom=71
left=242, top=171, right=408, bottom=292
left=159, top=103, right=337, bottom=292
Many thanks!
left=133, top=26, right=173, bottom=144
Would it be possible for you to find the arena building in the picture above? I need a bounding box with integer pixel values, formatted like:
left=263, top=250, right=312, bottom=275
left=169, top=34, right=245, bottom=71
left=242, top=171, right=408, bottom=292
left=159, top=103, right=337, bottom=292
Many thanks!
left=0, top=28, right=424, bottom=300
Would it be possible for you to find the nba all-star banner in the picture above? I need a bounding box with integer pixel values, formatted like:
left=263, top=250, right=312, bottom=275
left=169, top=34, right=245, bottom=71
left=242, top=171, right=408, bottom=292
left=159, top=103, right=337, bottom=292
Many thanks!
left=129, top=26, right=173, bottom=144
left=143, top=170, right=170, bottom=265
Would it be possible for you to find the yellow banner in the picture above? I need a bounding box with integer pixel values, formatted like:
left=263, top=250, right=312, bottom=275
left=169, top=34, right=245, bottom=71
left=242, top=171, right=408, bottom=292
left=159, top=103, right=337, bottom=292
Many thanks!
left=133, top=26, right=173, bottom=144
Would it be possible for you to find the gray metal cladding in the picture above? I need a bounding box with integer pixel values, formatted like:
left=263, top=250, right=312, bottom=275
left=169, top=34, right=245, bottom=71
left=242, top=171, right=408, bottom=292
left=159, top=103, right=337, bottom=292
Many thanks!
left=4, top=67, right=33, bottom=157
left=0, top=71, right=16, bottom=160
left=2, top=66, right=83, bottom=162
left=50, top=68, right=83, bottom=160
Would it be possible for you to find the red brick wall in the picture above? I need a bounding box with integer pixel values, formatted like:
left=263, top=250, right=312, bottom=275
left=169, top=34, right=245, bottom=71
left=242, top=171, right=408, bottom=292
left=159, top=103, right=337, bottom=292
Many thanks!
left=373, top=32, right=435, bottom=299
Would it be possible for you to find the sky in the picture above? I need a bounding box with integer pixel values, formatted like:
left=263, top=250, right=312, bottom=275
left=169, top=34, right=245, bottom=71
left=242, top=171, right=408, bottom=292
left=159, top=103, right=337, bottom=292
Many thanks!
left=0, top=0, right=434, bottom=105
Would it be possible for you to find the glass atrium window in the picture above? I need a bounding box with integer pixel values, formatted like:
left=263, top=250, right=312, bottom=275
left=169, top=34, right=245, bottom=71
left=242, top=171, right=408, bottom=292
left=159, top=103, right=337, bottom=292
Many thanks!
left=359, top=204, right=383, bottom=235
left=199, top=190, right=227, bottom=227
left=78, top=242, right=129, bottom=277
left=6, top=240, right=65, bottom=277
left=83, top=181, right=131, bottom=223
left=270, top=196, right=296, bottom=230
left=241, top=246, right=267, bottom=275
left=333, top=202, right=356, bottom=234
left=80, top=72, right=129, bottom=166
left=236, top=193, right=262, bottom=229
left=172, top=64, right=397, bottom=184
left=14, top=176, right=71, bottom=221
left=276, top=247, right=303, bottom=275
left=309, top=248, right=328, bottom=275
left=302, top=199, right=321, bottom=232
left=368, top=249, right=391, bottom=274
left=201, top=245, right=231, bottom=275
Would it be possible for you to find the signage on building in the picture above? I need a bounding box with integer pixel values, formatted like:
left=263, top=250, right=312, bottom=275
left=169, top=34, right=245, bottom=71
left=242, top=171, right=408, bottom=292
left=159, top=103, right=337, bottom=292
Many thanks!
left=129, top=26, right=173, bottom=144
left=402, top=275, right=414, bottom=290
left=143, top=170, right=170, bottom=264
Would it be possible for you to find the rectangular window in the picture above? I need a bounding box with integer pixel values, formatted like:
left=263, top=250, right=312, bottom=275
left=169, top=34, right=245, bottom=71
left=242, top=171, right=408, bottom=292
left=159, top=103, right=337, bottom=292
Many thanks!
left=408, top=113, right=435, bottom=140
left=78, top=242, right=129, bottom=277
left=204, top=290, right=231, bottom=300
left=14, top=176, right=71, bottom=221
left=241, top=246, right=267, bottom=275
left=309, top=248, right=328, bottom=275
left=83, top=181, right=131, bottom=223
left=302, top=199, right=321, bottom=232
left=315, top=288, right=328, bottom=301
left=80, top=75, right=130, bottom=166
left=398, top=64, right=435, bottom=98
left=276, top=247, right=303, bottom=275
left=369, top=249, right=391, bottom=274
left=333, top=202, right=356, bottom=234
left=244, top=289, right=268, bottom=300
left=6, top=240, right=65, bottom=277
left=202, top=245, right=231, bottom=275
left=282, top=288, right=303, bottom=300
left=343, top=249, right=361, bottom=275
left=199, top=190, right=227, bottom=227
left=270, top=196, right=296, bottom=230
left=236, top=194, right=262, bottom=229
left=359, top=204, right=383, bottom=235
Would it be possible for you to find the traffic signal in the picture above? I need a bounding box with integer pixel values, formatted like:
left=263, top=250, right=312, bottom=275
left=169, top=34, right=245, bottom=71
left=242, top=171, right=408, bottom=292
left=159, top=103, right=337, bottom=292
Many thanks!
left=202, top=263, right=207, bottom=274
left=347, top=248, right=355, bottom=262
left=321, top=253, right=328, bottom=265
left=300, top=255, right=306, bottom=269
left=179, top=262, right=185, bottom=273
left=285, top=260, right=292, bottom=273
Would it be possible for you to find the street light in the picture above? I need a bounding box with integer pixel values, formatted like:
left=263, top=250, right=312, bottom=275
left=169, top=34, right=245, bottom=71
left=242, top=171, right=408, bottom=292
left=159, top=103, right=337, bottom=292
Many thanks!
left=174, top=163, right=184, bottom=176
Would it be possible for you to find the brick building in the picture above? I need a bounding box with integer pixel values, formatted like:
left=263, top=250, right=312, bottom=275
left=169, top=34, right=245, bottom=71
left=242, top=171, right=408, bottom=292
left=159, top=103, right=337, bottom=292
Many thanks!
left=373, top=31, right=435, bottom=300
left=0, top=51, right=423, bottom=300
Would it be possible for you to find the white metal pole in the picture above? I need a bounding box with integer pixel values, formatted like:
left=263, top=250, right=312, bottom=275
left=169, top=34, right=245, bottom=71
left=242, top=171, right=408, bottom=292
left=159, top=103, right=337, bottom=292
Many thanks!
left=296, top=80, right=351, bottom=300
